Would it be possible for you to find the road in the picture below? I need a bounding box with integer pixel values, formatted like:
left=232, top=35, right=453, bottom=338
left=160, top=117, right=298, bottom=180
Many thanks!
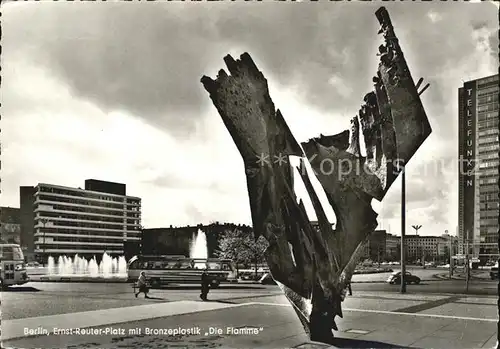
left=3, top=279, right=498, bottom=349
left=1, top=282, right=283, bottom=320
left=351, top=267, right=441, bottom=282
left=351, top=279, right=497, bottom=296
left=2, top=275, right=497, bottom=321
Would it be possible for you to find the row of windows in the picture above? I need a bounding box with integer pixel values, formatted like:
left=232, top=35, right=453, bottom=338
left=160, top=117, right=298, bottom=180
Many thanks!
left=478, top=94, right=499, bottom=105
left=35, top=244, right=123, bottom=251
left=480, top=219, right=499, bottom=226
left=38, top=186, right=140, bottom=205
left=480, top=210, right=499, bottom=218
left=36, top=229, right=141, bottom=237
left=479, top=185, right=499, bottom=194
left=478, top=111, right=499, bottom=121
left=39, top=212, right=125, bottom=224
left=478, top=228, right=498, bottom=234
left=478, top=119, right=499, bottom=130
left=479, top=178, right=498, bottom=185
left=41, top=237, right=125, bottom=244
left=482, top=237, right=499, bottom=244
left=478, top=103, right=499, bottom=112
left=479, top=129, right=499, bottom=137
left=478, top=136, right=499, bottom=144
left=479, top=161, right=499, bottom=169
left=480, top=194, right=498, bottom=202
left=37, top=196, right=141, bottom=212
left=477, top=76, right=499, bottom=85
left=479, top=174, right=499, bottom=181
left=479, top=170, right=498, bottom=177
left=479, top=145, right=499, bottom=153
left=46, top=221, right=128, bottom=230
left=45, top=204, right=141, bottom=219
left=478, top=86, right=499, bottom=96
left=37, top=212, right=140, bottom=225
left=407, top=247, right=447, bottom=251
left=406, top=239, right=447, bottom=243
left=478, top=153, right=498, bottom=160
left=480, top=202, right=499, bottom=210
left=477, top=227, right=498, bottom=234
left=407, top=243, right=445, bottom=247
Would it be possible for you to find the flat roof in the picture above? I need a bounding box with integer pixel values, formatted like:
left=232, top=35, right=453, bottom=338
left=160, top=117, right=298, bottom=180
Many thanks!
left=36, top=183, right=141, bottom=200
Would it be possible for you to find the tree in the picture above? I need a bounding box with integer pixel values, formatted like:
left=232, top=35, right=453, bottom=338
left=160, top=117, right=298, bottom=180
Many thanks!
left=216, top=229, right=268, bottom=278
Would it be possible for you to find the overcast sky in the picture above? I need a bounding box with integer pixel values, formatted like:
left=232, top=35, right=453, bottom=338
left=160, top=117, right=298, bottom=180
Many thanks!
left=1, top=1, right=498, bottom=237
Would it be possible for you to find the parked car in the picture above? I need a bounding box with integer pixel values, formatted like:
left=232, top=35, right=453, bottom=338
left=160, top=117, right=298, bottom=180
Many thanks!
left=490, top=267, right=498, bottom=280
left=387, top=271, right=421, bottom=285
left=259, top=273, right=277, bottom=285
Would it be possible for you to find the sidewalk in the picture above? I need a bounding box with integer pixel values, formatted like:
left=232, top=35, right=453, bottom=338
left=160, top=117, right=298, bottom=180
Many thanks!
left=2, top=291, right=497, bottom=349
left=434, top=272, right=493, bottom=281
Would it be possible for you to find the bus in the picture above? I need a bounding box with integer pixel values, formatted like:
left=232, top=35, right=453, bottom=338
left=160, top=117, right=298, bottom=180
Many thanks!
left=0, top=244, right=29, bottom=289
left=127, top=255, right=238, bottom=288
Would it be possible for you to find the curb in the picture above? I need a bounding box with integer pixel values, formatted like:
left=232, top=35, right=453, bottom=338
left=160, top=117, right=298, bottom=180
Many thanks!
left=353, top=270, right=395, bottom=275
left=432, top=273, right=493, bottom=281
left=351, top=279, right=441, bottom=284
left=29, top=277, right=128, bottom=283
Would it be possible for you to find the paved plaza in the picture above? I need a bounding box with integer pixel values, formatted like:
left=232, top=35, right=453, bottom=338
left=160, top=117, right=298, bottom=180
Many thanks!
left=2, top=283, right=498, bottom=349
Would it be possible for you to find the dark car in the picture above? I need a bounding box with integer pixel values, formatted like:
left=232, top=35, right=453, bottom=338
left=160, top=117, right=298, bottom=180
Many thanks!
left=490, top=267, right=498, bottom=280
left=387, top=271, right=421, bottom=285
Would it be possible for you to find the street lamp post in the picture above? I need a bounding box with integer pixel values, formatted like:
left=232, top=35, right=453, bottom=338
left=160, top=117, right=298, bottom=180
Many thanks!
left=412, top=225, right=423, bottom=266
left=444, top=229, right=454, bottom=278
left=400, top=166, right=406, bottom=293
left=465, top=231, right=471, bottom=293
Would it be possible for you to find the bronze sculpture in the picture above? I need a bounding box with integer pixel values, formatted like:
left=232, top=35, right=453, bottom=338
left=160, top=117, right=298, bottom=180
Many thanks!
left=201, top=7, right=431, bottom=345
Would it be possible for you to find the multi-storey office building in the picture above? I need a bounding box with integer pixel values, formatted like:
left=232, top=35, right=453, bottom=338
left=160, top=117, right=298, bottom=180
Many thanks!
left=20, top=186, right=37, bottom=261
left=360, top=230, right=387, bottom=262
left=458, top=74, right=499, bottom=260
left=23, top=179, right=141, bottom=262
left=405, top=235, right=450, bottom=262
left=385, top=234, right=401, bottom=261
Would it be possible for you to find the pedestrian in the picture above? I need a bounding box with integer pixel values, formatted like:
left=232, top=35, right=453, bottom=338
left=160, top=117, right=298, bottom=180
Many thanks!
left=347, top=282, right=352, bottom=296
left=200, top=268, right=210, bottom=301
left=135, top=271, right=150, bottom=299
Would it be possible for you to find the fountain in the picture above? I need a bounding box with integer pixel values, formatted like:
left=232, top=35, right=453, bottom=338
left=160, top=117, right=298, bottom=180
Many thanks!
left=189, top=229, right=208, bottom=269
left=44, top=252, right=128, bottom=280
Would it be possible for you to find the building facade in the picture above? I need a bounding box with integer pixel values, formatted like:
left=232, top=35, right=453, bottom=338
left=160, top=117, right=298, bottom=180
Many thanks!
left=0, top=207, right=21, bottom=245
left=385, top=233, right=401, bottom=261
left=361, top=230, right=387, bottom=262
left=458, top=74, right=499, bottom=260
left=405, top=235, right=453, bottom=263
left=20, top=186, right=37, bottom=260
left=21, top=179, right=141, bottom=262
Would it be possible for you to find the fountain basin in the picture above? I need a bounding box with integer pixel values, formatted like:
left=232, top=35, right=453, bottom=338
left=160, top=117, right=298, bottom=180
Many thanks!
left=26, top=267, right=128, bottom=283
left=28, top=274, right=128, bottom=283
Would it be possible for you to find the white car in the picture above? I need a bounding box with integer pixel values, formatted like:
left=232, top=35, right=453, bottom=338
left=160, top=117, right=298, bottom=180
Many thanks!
left=437, top=264, right=450, bottom=269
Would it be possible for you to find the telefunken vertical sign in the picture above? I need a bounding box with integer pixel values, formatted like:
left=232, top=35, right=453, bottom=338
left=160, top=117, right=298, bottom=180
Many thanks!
left=462, top=81, right=476, bottom=243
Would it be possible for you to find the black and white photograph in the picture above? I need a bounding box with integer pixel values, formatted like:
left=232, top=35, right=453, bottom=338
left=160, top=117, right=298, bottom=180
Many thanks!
left=0, top=1, right=499, bottom=348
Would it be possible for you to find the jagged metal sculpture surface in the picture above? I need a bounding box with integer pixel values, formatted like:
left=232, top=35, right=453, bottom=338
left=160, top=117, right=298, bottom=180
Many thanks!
left=201, top=7, right=432, bottom=345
